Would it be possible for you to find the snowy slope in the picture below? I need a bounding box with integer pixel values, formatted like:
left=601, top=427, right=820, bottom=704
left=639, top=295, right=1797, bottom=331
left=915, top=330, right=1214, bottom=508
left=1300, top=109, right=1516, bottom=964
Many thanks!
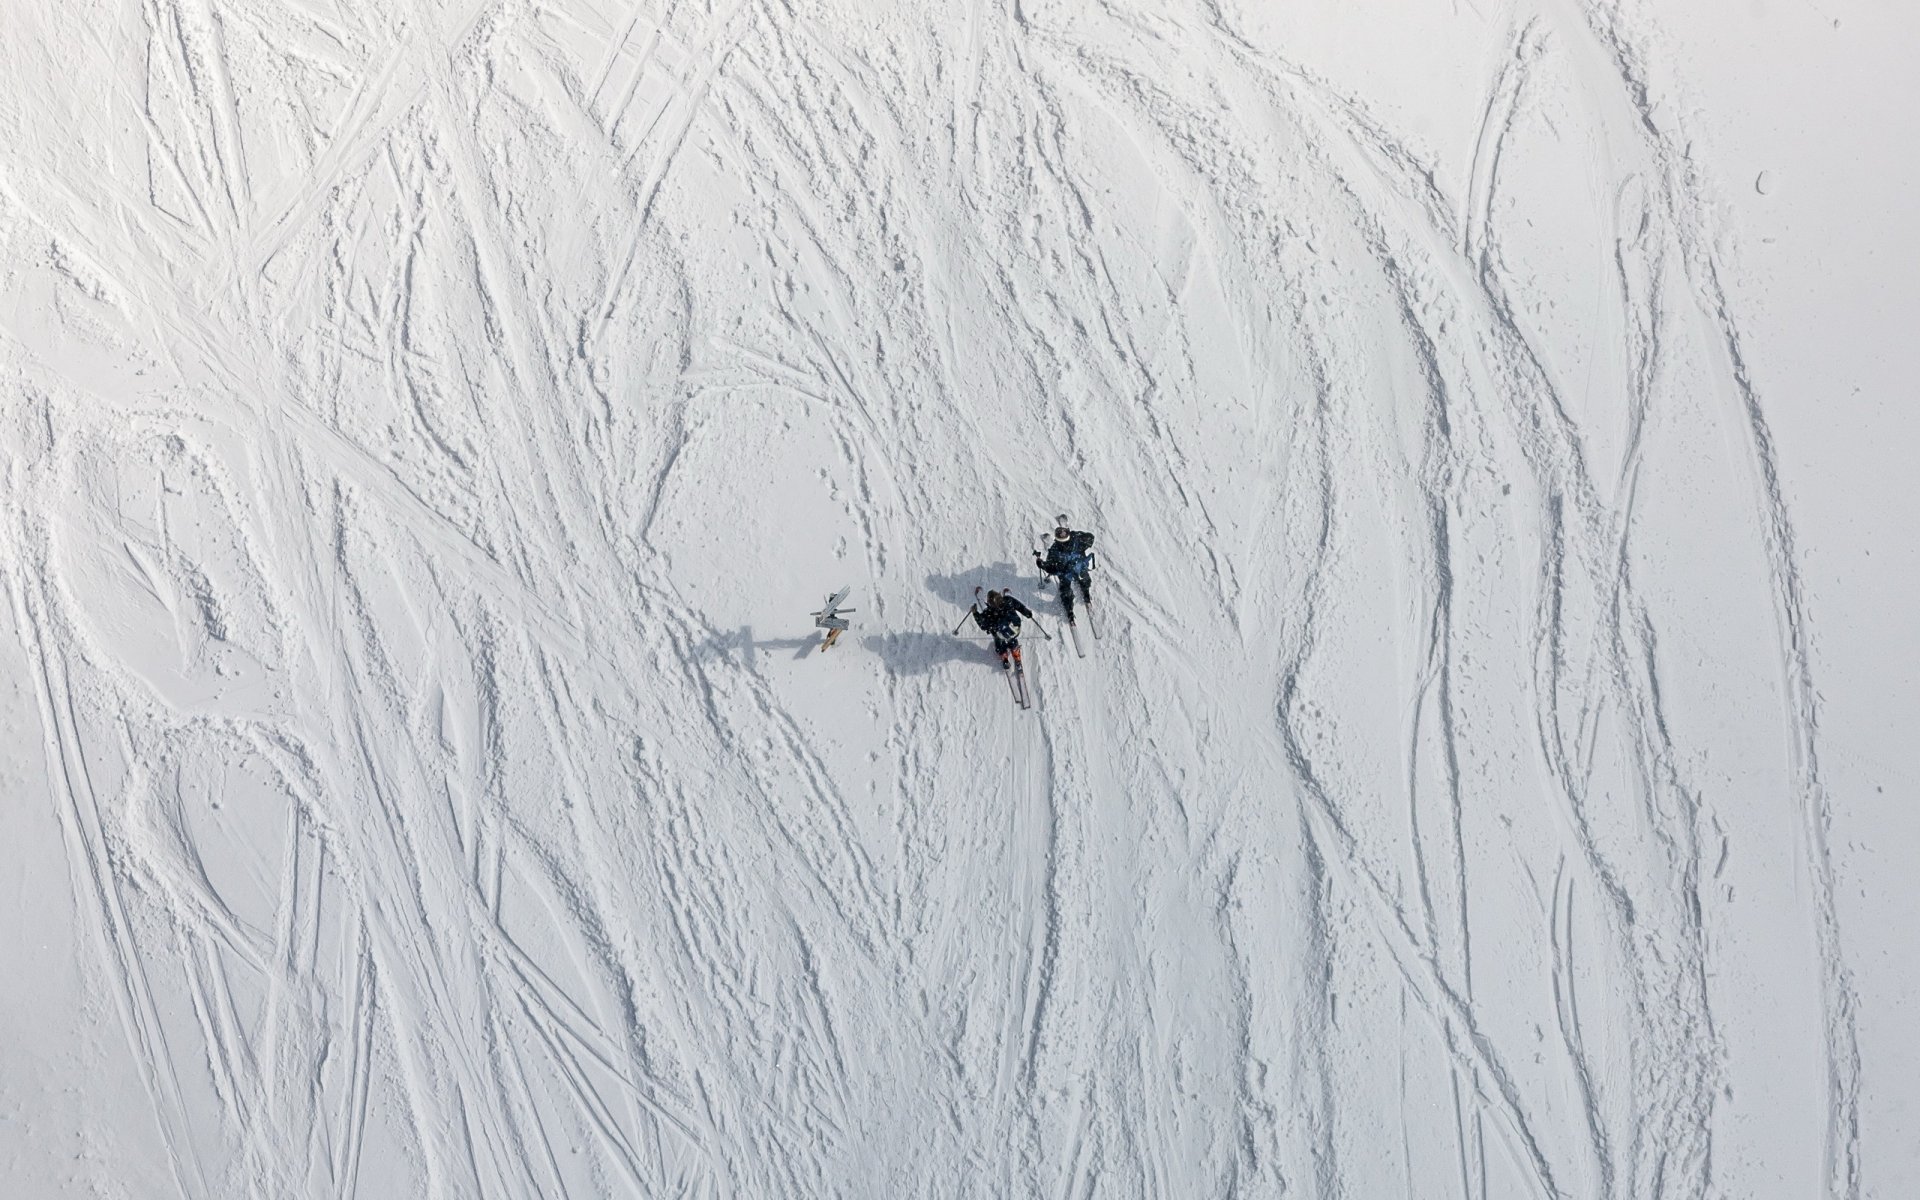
left=1, top=1, right=1912, bottom=1197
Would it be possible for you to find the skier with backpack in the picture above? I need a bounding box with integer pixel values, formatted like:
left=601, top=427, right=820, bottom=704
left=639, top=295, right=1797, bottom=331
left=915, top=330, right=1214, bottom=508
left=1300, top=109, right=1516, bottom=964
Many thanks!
left=1035, top=521, right=1097, bottom=628
left=971, top=589, right=1035, bottom=667
left=958, top=587, right=1043, bottom=708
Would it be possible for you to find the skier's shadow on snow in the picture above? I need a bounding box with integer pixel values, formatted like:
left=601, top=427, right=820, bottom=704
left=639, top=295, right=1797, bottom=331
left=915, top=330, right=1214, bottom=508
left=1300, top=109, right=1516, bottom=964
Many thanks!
left=860, top=632, right=991, bottom=675
left=924, top=562, right=1029, bottom=608
left=926, top=561, right=1071, bottom=623
left=883, top=563, right=1040, bottom=676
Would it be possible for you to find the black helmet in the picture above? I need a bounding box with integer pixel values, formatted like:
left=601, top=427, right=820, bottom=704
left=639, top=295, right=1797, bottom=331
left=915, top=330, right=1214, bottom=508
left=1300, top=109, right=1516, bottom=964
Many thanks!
left=1054, top=526, right=1071, bottom=541
left=986, top=589, right=1003, bottom=602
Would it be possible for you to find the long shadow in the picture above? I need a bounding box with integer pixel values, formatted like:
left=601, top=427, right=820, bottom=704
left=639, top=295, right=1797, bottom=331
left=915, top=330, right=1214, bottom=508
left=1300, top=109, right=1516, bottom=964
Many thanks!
left=701, top=624, right=822, bottom=663
left=924, top=562, right=1034, bottom=609
left=920, top=562, right=1066, bottom=676
left=861, top=631, right=995, bottom=676
left=928, top=561, right=1079, bottom=629
left=695, top=565, right=1061, bottom=673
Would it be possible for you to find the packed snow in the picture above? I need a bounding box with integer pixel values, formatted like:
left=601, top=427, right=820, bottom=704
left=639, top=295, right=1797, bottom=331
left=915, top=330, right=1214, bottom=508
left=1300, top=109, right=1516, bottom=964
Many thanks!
left=2, top=1, right=1914, bottom=1197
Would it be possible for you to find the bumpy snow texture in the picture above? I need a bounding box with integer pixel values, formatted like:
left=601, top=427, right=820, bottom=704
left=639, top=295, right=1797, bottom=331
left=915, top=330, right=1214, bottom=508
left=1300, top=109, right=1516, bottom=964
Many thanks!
left=0, top=2, right=1908, bottom=1199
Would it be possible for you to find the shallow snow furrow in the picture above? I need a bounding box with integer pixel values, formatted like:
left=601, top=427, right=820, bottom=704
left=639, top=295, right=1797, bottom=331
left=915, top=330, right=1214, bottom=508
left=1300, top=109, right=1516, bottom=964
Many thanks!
left=7, top=601, right=212, bottom=1197
left=591, top=0, right=754, bottom=343
left=1302, top=33, right=1738, bottom=1186
left=331, top=926, right=377, bottom=1200
left=0, top=3, right=1864, bottom=1196
left=1286, top=676, right=1567, bottom=1200
left=1549, top=863, right=1619, bottom=1199
left=1557, top=8, right=1863, bottom=1184
left=1049, top=27, right=1610, bottom=1190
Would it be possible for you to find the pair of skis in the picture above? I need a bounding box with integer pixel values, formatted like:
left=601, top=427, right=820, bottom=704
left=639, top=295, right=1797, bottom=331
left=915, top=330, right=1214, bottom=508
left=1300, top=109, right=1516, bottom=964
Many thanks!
left=1005, top=650, right=1032, bottom=710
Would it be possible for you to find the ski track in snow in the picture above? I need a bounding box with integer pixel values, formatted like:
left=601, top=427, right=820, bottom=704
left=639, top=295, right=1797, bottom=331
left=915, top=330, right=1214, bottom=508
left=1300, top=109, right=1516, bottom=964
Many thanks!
left=0, top=1, right=1860, bottom=1197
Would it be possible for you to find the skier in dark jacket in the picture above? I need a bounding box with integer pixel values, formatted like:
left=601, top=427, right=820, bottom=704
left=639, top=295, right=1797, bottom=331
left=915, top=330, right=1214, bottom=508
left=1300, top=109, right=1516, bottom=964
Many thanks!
left=1035, top=525, right=1096, bottom=623
left=973, top=589, right=1035, bottom=667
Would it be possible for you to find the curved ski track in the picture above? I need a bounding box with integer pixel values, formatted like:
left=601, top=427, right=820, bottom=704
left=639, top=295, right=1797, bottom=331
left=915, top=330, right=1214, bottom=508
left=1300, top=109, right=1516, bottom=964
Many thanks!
left=0, top=1, right=1857, bottom=1197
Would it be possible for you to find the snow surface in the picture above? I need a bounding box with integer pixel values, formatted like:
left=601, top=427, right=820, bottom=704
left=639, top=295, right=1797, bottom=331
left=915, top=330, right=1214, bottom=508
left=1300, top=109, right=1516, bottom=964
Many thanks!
left=1, top=1, right=1914, bottom=1197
